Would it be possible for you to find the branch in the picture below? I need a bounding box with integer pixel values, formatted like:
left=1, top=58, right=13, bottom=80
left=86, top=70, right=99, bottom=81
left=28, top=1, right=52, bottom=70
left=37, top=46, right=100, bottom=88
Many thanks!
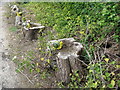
left=17, top=69, right=34, bottom=85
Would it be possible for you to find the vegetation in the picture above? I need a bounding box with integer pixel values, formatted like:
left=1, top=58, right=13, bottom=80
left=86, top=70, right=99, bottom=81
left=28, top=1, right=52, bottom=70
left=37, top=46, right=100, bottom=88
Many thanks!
left=11, top=2, right=120, bottom=88
left=9, top=26, right=18, bottom=32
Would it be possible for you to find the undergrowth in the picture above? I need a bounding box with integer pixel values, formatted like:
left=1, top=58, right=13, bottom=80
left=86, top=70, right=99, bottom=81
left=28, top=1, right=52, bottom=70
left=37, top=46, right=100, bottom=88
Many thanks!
left=11, top=2, right=120, bottom=88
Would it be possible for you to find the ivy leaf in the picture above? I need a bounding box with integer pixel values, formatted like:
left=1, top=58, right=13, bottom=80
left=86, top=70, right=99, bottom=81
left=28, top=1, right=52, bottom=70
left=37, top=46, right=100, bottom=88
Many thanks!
left=36, top=68, right=40, bottom=73
left=105, top=72, right=110, bottom=77
left=30, top=69, right=33, bottom=73
left=40, top=58, right=44, bottom=61
left=110, top=61, right=115, bottom=64
left=15, top=69, right=20, bottom=73
left=102, top=85, right=105, bottom=88
left=47, top=59, right=50, bottom=64
left=92, top=82, right=98, bottom=88
left=111, top=80, right=115, bottom=87
left=111, top=72, right=115, bottom=76
left=108, top=84, right=113, bottom=88
left=116, top=65, right=120, bottom=68
left=36, top=63, right=39, bottom=66
left=102, top=75, right=106, bottom=79
left=104, top=58, right=109, bottom=63
left=89, top=69, right=93, bottom=73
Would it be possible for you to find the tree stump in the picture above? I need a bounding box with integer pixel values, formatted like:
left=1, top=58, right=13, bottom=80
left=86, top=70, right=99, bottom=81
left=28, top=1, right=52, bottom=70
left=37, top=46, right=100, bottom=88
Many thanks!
left=15, top=16, right=22, bottom=26
left=11, top=5, right=19, bottom=14
left=11, top=5, right=22, bottom=26
left=47, top=38, right=84, bottom=84
left=56, top=57, right=71, bottom=84
left=25, top=29, right=34, bottom=41
left=23, top=21, right=45, bottom=41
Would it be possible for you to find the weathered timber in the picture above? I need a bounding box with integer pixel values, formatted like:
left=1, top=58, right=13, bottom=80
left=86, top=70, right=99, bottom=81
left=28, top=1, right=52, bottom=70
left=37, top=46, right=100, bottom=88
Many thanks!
left=47, top=38, right=84, bottom=84
left=56, top=56, right=71, bottom=84
left=23, top=21, right=45, bottom=40
left=11, top=5, right=19, bottom=13
left=15, top=16, right=22, bottom=26
left=11, top=5, right=22, bottom=26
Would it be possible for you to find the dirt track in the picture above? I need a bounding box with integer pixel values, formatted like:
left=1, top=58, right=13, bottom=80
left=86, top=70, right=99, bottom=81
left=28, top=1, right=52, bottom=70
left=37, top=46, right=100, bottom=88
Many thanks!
left=0, top=3, right=33, bottom=89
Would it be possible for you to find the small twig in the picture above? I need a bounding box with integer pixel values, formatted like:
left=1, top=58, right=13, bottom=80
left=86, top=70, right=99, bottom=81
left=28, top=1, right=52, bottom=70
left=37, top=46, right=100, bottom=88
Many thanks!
left=83, top=46, right=92, bottom=62
left=76, top=58, right=88, bottom=67
left=104, top=37, right=109, bottom=54
left=97, top=51, right=106, bottom=85
left=86, top=22, right=89, bottom=35
left=17, top=69, right=34, bottom=85
left=97, top=34, right=114, bottom=48
left=112, top=68, right=120, bottom=73
left=93, top=51, right=97, bottom=61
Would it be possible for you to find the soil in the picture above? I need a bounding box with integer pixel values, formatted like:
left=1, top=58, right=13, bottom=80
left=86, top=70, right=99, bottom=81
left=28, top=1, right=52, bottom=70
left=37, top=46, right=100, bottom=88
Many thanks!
left=0, top=3, right=35, bottom=89
left=5, top=3, right=57, bottom=88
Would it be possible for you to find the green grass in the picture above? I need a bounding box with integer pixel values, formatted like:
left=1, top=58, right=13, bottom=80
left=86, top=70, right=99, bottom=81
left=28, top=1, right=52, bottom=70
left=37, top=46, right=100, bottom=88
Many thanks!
left=9, top=26, right=18, bottom=32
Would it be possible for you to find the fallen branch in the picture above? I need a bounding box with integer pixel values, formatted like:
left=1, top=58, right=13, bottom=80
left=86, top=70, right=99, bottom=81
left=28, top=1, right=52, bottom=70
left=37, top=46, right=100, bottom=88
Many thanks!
left=17, top=68, right=34, bottom=85
left=76, top=58, right=88, bottom=67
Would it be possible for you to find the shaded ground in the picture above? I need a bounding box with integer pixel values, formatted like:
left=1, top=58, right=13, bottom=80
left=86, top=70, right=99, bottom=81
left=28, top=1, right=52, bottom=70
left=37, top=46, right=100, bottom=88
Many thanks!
left=0, top=3, right=34, bottom=89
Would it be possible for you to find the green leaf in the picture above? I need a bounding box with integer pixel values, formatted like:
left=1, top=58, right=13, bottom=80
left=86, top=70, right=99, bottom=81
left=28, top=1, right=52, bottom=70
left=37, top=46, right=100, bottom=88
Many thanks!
left=75, top=73, right=79, bottom=77
left=87, top=66, right=90, bottom=69
left=111, top=80, right=115, bottom=87
left=89, top=69, right=93, bottom=73
left=92, top=82, right=98, bottom=88
left=105, top=72, right=110, bottom=77
left=30, top=69, right=33, bottom=73
left=110, top=61, right=115, bottom=64
left=104, top=58, right=109, bottom=63
left=117, top=80, right=120, bottom=87
left=102, top=75, right=106, bottom=79
left=36, top=68, right=40, bottom=73
left=107, top=84, right=113, bottom=88
left=107, top=77, right=111, bottom=81
left=15, top=69, right=20, bottom=73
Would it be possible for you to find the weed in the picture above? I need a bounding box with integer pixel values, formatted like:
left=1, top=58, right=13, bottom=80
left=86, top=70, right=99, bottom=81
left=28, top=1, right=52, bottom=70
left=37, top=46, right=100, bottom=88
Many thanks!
left=9, top=26, right=18, bottom=32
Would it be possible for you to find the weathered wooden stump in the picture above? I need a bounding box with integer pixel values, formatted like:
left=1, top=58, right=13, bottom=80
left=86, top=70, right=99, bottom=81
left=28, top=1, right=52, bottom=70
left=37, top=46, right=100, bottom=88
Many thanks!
left=11, top=5, right=22, bottom=26
left=11, top=5, right=19, bottom=13
left=15, top=15, right=22, bottom=26
left=23, top=21, right=45, bottom=40
left=47, top=38, right=84, bottom=84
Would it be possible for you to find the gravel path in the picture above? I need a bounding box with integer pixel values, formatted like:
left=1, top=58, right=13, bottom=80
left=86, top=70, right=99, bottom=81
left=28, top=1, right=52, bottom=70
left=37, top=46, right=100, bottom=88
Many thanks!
left=0, top=3, right=32, bottom=89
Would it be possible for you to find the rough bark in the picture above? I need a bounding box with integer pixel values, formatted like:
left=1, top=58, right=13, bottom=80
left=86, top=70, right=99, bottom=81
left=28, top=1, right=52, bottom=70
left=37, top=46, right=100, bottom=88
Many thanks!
left=56, top=57, right=71, bottom=84
left=23, top=22, right=45, bottom=40
left=47, top=38, right=84, bottom=84
left=68, top=56, right=84, bottom=78
left=11, top=5, right=19, bottom=13
left=25, top=29, right=34, bottom=41
left=15, top=16, right=22, bottom=26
